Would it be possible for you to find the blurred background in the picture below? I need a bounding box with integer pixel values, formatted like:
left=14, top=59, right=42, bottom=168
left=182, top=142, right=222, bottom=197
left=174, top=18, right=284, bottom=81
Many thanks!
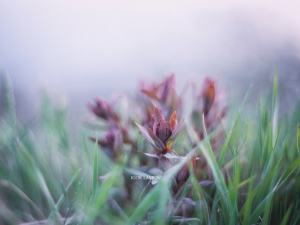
left=0, top=0, right=300, bottom=123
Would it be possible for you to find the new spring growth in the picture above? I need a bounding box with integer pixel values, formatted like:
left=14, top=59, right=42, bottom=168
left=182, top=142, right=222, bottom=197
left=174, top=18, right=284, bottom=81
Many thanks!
left=201, top=77, right=216, bottom=116
left=88, top=97, right=119, bottom=122
left=135, top=107, right=185, bottom=155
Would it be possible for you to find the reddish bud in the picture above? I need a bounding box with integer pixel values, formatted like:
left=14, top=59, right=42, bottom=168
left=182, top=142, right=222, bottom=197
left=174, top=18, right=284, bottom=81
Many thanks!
left=202, top=77, right=215, bottom=115
left=156, top=117, right=173, bottom=144
left=88, top=98, right=109, bottom=120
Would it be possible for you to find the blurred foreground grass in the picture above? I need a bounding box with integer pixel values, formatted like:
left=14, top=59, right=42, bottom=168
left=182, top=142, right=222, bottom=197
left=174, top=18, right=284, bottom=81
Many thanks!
left=0, top=72, right=300, bottom=225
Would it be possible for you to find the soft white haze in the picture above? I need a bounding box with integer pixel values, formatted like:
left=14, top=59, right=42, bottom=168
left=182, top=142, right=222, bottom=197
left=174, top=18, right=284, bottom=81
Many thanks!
left=1, top=0, right=300, bottom=121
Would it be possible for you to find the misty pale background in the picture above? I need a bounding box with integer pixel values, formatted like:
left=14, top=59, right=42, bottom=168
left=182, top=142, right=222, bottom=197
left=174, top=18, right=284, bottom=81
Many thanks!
left=0, top=0, right=300, bottom=123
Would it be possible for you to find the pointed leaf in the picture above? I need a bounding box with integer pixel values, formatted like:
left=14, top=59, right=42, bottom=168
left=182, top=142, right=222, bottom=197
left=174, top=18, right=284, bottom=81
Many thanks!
left=169, top=111, right=177, bottom=129
left=198, top=180, right=213, bottom=187
left=154, top=107, right=162, bottom=122
left=135, top=122, right=161, bottom=152
left=152, top=115, right=158, bottom=133
left=169, top=118, right=185, bottom=141
left=137, top=151, right=161, bottom=159
left=148, top=128, right=165, bottom=150
left=141, top=89, right=159, bottom=101
left=124, top=167, right=151, bottom=177
left=182, top=198, right=196, bottom=206
left=163, top=153, right=180, bottom=159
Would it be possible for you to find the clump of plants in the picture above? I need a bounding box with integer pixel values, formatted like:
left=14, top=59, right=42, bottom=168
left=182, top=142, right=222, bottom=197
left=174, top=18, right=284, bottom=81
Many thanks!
left=87, top=75, right=225, bottom=210
left=1, top=70, right=300, bottom=225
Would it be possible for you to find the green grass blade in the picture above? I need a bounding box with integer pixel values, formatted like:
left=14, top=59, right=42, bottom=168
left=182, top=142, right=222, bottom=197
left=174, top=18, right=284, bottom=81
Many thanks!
left=249, top=154, right=287, bottom=224
left=191, top=168, right=211, bottom=225
left=154, top=181, right=170, bottom=225
left=84, top=166, right=122, bottom=224
left=241, top=173, right=255, bottom=225
left=56, top=168, right=81, bottom=209
left=125, top=184, right=160, bottom=225
left=166, top=177, right=191, bottom=223
left=278, top=154, right=300, bottom=188
left=272, top=65, right=278, bottom=147
left=297, top=123, right=300, bottom=155
left=291, top=209, right=300, bottom=225
left=61, top=181, right=70, bottom=208
left=93, top=137, right=98, bottom=201
left=199, top=114, right=231, bottom=216
left=173, top=177, right=191, bottom=213
left=217, top=118, right=234, bottom=168
left=211, top=194, right=218, bottom=225
left=46, top=168, right=81, bottom=223
left=280, top=205, right=292, bottom=225
left=83, top=134, right=92, bottom=165
left=1, top=73, right=16, bottom=127
left=36, top=170, right=62, bottom=225
left=218, top=86, right=252, bottom=168
left=0, top=179, right=45, bottom=219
